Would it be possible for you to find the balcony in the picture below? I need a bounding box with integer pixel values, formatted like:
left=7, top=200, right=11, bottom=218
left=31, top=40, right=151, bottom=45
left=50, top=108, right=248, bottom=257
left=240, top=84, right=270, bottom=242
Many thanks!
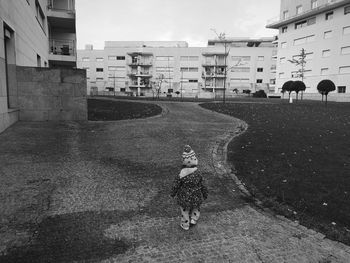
left=270, top=65, right=277, bottom=73
left=266, top=0, right=350, bottom=28
left=49, top=38, right=76, bottom=63
left=272, top=50, right=278, bottom=58
left=127, top=71, right=152, bottom=78
left=47, top=0, right=75, bottom=31
left=127, top=61, right=153, bottom=67
left=202, top=61, right=227, bottom=67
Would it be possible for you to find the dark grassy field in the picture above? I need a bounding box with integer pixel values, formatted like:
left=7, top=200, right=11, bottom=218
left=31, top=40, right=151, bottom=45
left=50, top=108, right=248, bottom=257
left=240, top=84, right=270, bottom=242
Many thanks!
left=88, top=99, right=162, bottom=121
left=200, top=101, right=350, bottom=245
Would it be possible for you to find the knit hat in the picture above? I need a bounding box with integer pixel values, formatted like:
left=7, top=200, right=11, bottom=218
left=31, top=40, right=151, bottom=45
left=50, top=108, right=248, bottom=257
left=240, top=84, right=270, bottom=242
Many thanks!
left=182, top=145, right=198, bottom=167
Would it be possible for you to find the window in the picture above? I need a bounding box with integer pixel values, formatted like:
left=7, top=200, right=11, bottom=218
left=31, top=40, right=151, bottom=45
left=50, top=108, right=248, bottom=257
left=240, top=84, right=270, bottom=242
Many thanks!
left=281, top=42, right=287, bottom=49
left=339, top=66, right=350, bottom=74
left=305, top=52, right=314, bottom=60
left=283, top=10, right=289, bottom=19
left=295, top=20, right=307, bottom=29
left=325, top=11, right=333, bottom=20
left=96, top=58, right=104, bottom=62
left=345, top=6, right=350, bottom=15
left=156, top=56, right=174, bottom=61
left=282, top=26, right=288, bottom=33
left=82, top=57, right=90, bottom=62
left=156, top=67, right=174, bottom=72
left=322, top=49, right=331, bottom=57
left=294, top=35, right=315, bottom=45
left=257, top=56, right=264, bottom=61
left=279, top=72, right=285, bottom=78
left=280, top=57, right=286, bottom=63
left=230, top=78, right=250, bottom=83
left=270, top=79, right=276, bottom=84
left=324, top=30, right=333, bottom=39
left=108, top=66, right=125, bottom=71
left=96, top=68, right=104, bottom=72
left=307, top=17, right=316, bottom=25
left=117, top=56, right=125, bottom=60
left=256, top=79, right=263, bottom=83
left=188, top=79, right=198, bottom=83
left=35, top=0, right=45, bottom=30
left=296, top=5, right=303, bottom=14
left=120, top=88, right=126, bottom=92
left=231, top=67, right=250, bottom=72
left=343, top=26, right=350, bottom=35
left=311, top=0, right=318, bottom=9
left=341, top=46, right=350, bottom=55
left=180, top=56, right=199, bottom=61
left=257, top=68, right=263, bottom=72
left=180, top=67, right=198, bottom=72
left=338, top=86, right=346, bottom=93
left=108, top=56, right=116, bottom=60
left=96, top=77, right=103, bottom=80
left=321, top=68, right=329, bottom=75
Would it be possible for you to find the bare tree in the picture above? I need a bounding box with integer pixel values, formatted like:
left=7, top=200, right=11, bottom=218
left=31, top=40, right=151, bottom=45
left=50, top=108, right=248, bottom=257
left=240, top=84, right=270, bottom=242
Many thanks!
left=152, top=73, right=167, bottom=100
left=210, top=29, right=229, bottom=103
left=288, top=48, right=307, bottom=100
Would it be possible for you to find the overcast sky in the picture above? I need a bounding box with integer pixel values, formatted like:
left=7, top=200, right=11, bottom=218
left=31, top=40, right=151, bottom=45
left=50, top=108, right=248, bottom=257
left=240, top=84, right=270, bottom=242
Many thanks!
left=76, top=0, right=281, bottom=50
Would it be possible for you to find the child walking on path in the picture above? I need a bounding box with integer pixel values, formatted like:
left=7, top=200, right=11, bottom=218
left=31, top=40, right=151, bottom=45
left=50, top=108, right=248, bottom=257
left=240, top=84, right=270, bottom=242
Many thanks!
left=170, top=145, right=208, bottom=230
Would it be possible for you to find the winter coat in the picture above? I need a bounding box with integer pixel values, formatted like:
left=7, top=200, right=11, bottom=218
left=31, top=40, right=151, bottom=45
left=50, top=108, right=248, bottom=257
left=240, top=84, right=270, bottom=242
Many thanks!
left=170, top=167, right=208, bottom=210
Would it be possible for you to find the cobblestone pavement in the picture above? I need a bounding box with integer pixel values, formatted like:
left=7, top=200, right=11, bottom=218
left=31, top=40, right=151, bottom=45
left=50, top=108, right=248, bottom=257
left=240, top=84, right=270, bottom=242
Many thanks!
left=0, top=100, right=349, bottom=262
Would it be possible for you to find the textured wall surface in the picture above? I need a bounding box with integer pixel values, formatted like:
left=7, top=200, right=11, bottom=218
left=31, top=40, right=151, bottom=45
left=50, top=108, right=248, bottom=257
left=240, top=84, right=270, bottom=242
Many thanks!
left=16, top=67, right=87, bottom=121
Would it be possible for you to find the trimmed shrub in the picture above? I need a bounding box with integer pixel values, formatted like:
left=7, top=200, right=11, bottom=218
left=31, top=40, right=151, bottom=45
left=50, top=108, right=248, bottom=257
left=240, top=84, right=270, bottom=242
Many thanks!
left=317, top=79, right=336, bottom=104
left=290, top=80, right=306, bottom=101
left=252, top=90, right=267, bottom=98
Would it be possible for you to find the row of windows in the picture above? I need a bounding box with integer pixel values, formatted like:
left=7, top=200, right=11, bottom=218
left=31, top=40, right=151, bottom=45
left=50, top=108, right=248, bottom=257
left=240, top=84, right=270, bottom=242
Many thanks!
left=281, top=4, right=350, bottom=33
left=282, top=1, right=348, bottom=20
left=81, top=55, right=268, bottom=63
left=279, top=66, right=350, bottom=78
left=280, top=47, right=350, bottom=64
left=281, top=27, right=350, bottom=48
left=84, top=65, right=271, bottom=73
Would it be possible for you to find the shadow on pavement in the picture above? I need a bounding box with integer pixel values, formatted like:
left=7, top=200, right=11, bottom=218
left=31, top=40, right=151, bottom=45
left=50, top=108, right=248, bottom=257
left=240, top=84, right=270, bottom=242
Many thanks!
left=0, top=210, right=135, bottom=263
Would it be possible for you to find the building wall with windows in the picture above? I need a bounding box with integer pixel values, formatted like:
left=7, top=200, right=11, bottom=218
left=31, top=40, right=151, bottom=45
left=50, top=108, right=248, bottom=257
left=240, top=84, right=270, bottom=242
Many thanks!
left=0, top=0, right=77, bottom=133
left=267, top=0, right=350, bottom=94
left=77, top=39, right=276, bottom=98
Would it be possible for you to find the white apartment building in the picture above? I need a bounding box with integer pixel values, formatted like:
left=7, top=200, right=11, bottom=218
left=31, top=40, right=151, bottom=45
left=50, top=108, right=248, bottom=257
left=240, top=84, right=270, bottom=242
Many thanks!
left=267, top=0, right=350, bottom=95
left=77, top=38, right=276, bottom=98
left=0, top=0, right=77, bottom=133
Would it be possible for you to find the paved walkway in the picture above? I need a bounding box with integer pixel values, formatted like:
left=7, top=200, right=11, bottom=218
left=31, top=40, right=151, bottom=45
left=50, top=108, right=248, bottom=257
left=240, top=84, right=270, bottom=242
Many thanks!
left=0, top=100, right=349, bottom=262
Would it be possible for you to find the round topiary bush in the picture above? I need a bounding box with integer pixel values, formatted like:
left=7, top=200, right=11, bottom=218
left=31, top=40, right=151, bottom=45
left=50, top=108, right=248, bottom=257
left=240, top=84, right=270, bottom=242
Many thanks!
left=281, top=80, right=294, bottom=93
left=252, top=90, right=267, bottom=98
left=290, top=80, right=306, bottom=100
left=317, top=79, right=336, bottom=104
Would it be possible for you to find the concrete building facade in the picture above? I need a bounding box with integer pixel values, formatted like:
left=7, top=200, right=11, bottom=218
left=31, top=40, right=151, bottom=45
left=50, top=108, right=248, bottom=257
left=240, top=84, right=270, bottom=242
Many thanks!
left=1, top=0, right=77, bottom=133
left=77, top=39, right=276, bottom=98
left=267, top=0, right=350, bottom=97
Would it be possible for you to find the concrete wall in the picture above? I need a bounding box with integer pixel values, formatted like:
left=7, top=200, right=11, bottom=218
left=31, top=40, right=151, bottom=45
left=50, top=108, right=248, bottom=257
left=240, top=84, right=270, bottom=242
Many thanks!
left=16, top=67, right=87, bottom=121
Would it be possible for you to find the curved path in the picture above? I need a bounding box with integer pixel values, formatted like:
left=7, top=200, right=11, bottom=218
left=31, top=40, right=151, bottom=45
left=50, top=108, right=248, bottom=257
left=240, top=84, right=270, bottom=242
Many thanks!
left=0, top=100, right=349, bottom=262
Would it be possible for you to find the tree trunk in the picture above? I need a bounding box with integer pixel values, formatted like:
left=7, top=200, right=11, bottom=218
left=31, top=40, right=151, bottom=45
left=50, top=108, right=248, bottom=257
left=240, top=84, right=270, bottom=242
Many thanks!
left=325, top=95, right=328, bottom=107
left=296, top=92, right=299, bottom=101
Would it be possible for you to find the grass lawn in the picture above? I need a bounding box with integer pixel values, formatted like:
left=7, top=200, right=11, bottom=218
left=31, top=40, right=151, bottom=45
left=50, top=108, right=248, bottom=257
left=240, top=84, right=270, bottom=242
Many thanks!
left=200, top=100, right=350, bottom=245
left=88, top=99, right=162, bottom=121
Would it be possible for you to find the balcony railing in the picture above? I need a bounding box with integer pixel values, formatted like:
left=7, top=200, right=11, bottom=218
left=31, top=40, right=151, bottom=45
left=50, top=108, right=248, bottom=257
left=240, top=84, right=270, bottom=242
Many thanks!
left=47, top=0, right=75, bottom=12
left=49, top=39, right=75, bottom=56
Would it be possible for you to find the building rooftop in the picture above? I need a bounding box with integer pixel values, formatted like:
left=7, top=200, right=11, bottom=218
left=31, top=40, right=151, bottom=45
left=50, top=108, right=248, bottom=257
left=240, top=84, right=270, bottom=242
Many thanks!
left=104, top=41, right=189, bottom=49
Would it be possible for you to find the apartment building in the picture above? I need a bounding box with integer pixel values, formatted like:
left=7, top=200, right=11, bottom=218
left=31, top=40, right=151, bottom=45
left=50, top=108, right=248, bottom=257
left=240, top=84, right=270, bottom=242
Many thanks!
left=77, top=38, right=276, bottom=98
left=1, top=0, right=77, bottom=133
left=266, top=0, right=350, bottom=95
